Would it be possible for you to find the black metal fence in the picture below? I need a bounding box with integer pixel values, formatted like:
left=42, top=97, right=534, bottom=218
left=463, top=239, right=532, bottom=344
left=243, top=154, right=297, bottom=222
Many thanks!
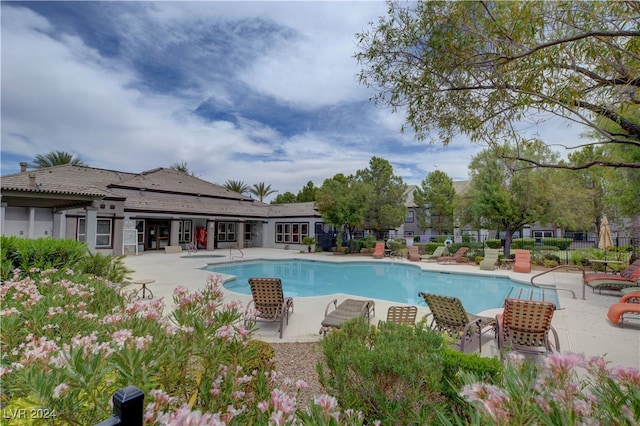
left=95, top=386, right=144, bottom=426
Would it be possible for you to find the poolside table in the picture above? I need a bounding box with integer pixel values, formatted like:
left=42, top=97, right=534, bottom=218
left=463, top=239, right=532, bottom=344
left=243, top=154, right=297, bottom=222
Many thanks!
left=588, top=259, right=625, bottom=274
left=133, top=279, right=155, bottom=299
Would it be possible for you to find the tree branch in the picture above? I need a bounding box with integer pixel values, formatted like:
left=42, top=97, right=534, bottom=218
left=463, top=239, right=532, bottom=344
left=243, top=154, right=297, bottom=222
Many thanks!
left=506, top=156, right=640, bottom=170
left=483, top=30, right=640, bottom=65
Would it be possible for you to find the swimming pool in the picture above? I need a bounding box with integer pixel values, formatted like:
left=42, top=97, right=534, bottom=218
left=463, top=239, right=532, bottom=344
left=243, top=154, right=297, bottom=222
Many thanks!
left=205, top=259, right=559, bottom=314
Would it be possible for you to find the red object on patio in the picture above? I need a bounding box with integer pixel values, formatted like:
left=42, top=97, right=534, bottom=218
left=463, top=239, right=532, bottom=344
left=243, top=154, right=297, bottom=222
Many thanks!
left=513, top=249, right=531, bottom=273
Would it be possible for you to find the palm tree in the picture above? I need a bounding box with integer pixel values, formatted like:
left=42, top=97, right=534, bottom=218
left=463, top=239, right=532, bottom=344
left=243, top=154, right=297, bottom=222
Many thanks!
left=249, top=182, right=277, bottom=202
left=32, top=150, right=87, bottom=168
left=224, top=180, right=251, bottom=195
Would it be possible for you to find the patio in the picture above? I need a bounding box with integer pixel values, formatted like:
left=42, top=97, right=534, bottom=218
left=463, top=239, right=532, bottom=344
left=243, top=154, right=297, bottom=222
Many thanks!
left=123, top=248, right=639, bottom=369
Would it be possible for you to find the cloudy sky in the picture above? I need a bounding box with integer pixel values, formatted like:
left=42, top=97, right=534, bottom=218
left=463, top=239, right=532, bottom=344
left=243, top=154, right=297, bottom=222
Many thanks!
left=1, top=1, right=582, bottom=201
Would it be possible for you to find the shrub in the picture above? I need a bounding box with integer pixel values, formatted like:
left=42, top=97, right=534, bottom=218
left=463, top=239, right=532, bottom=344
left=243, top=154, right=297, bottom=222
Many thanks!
left=1, top=236, right=87, bottom=280
left=543, top=259, right=559, bottom=268
left=512, top=238, right=535, bottom=249
left=455, top=352, right=640, bottom=425
left=243, top=339, right=276, bottom=372
left=570, top=249, right=595, bottom=266
left=440, top=347, right=502, bottom=418
left=318, top=318, right=448, bottom=424
left=79, top=251, right=133, bottom=283
left=424, top=242, right=443, bottom=254
left=542, top=238, right=573, bottom=250
left=484, top=239, right=502, bottom=249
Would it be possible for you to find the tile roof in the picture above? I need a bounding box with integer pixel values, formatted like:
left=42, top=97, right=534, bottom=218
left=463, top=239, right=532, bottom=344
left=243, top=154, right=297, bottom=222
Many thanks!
left=1, top=165, right=121, bottom=198
left=266, top=202, right=320, bottom=218
left=1, top=164, right=321, bottom=219
left=112, top=168, right=255, bottom=201
left=122, top=191, right=271, bottom=218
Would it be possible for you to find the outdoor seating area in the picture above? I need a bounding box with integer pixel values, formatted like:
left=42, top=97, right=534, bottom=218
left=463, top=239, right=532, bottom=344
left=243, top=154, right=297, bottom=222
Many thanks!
left=496, top=298, right=560, bottom=356
left=584, top=259, right=640, bottom=294
left=513, top=249, right=531, bottom=273
left=420, top=245, right=445, bottom=262
left=384, top=305, right=418, bottom=326
left=437, top=247, right=469, bottom=264
left=122, top=248, right=640, bottom=369
left=607, top=291, right=640, bottom=327
left=319, top=298, right=376, bottom=335
left=479, top=248, right=500, bottom=271
left=418, top=291, right=495, bottom=353
left=244, top=277, right=294, bottom=339
left=407, top=245, right=421, bottom=261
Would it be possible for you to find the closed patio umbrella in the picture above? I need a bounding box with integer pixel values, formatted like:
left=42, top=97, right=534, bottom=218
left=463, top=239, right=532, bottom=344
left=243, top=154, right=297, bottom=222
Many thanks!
left=598, top=215, right=613, bottom=260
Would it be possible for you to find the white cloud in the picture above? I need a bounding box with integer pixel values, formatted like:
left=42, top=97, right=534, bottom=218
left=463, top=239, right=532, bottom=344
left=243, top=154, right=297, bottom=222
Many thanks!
left=1, top=1, right=588, bottom=202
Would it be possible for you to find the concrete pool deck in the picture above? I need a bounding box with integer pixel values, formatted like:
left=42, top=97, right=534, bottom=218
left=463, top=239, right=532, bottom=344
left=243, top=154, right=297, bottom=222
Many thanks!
left=122, top=248, right=639, bottom=369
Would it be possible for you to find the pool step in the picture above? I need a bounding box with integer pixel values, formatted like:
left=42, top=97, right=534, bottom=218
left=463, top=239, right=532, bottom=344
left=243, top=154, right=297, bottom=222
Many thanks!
left=506, top=286, right=547, bottom=302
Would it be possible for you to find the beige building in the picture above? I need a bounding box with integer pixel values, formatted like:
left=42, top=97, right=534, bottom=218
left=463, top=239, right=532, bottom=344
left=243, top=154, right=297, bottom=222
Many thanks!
left=1, top=164, right=324, bottom=255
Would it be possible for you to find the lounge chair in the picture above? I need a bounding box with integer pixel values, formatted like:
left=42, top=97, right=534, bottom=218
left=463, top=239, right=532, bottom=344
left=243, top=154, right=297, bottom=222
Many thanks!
left=418, top=292, right=496, bottom=353
left=479, top=248, right=500, bottom=271
left=372, top=242, right=385, bottom=259
left=584, top=259, right=640, bottom=286
left=384, top=305, right=418, bottom=326
left=513, top=249, right=531, bottom=273
left=437, top=247, right=469, bottom=264
left=496, top=298, right=559, bottom=355
left=407, top=246, right=421, bottom=261
left=585, top=261, right=640, bottom=294
left=244, top=278, right=294, bottom=339
left=586, top=276, right=640, bottom=294
left=607, top=291, right=640, bottom=326
left=319, top=298, right=376, bottom=335
left=420, top=246, right=446, bottom=262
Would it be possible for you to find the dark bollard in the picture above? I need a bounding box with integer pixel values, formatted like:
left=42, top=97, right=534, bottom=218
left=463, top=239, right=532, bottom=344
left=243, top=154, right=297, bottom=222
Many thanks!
left=95, top=386, right=144, bottom=426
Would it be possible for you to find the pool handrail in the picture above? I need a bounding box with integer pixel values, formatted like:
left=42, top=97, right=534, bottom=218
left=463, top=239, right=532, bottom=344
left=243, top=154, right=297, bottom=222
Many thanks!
left=530, top=265, right=586, bottom=300
left=230, top=244, right=244, bottom=260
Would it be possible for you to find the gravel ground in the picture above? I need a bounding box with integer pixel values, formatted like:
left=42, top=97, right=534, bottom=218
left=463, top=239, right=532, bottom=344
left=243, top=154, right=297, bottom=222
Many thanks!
left=271, top=342, right=326, bottom=409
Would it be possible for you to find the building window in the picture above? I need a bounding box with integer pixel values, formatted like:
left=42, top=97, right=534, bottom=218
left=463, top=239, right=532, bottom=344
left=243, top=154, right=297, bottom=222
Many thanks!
left=217, top=222, right=236, bottom=242
left=178, top=220, right=192, bottom=244
left=245, top=223, right=253, bottom=241
left=78, top=218, right=113, bottom=247
left=136, top=220, right=145, bottom=245
left=405, top=210, right=415, bottom=223
left=275, top=222, right=309, bottom=244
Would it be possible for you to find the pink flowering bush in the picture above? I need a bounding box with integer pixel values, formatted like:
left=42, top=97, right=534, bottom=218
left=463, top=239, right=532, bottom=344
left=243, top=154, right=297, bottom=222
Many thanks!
left=1, top=263, right=369, bottom=425
left=455, top=352, right=640, bottom=425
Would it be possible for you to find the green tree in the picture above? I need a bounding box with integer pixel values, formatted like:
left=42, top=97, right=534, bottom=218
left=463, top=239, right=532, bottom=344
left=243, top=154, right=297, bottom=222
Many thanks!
left=316, top=174, right=371, bottom=251
left=296, top=181, right=318, bottom=202
left=606, top=142, right=640, bottom=260
left=271, top=192, right=297, bottom=204
left=356, top=1, right=640, bottom=170
left=561, top=146, right=611, bottom=233
left=467, top=142, right=561, bottom=255
left=249, top=182, right=277, bottom=202
left=356, top=157, right=407, bottom=239
left=224, top=180, right=250, bottom=195
left=32, top=150, right=87, bottom=168
left=413, top=170, right=456, bottom=235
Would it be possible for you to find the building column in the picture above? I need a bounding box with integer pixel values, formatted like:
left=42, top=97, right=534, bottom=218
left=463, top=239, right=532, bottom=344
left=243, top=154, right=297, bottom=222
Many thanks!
left=171, top=219, right=181, bottom=246
left=53, top=211, right=66, bottom=238
left=237, top=221, right=245, bottom=248
left=207, top=221, right=216, bottom=250
left=85, top=206, right=98, bottom=252
left=0, top=202, right=6, bottom=235
left=28, top=208, right=36, bottom=238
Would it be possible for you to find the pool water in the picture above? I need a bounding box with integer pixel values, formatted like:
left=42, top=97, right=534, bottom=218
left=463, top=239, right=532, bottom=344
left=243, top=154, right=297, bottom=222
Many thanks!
left=205, top=260, right=559, bottom=314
